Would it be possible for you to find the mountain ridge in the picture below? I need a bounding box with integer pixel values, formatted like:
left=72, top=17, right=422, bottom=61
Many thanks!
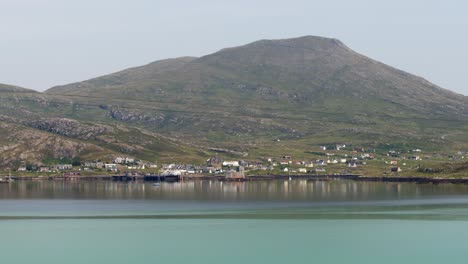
left=44, top=35, right=466, bottom=118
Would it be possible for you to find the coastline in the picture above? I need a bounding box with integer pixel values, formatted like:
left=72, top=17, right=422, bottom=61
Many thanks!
left=3, top=174, right=468, bottom=184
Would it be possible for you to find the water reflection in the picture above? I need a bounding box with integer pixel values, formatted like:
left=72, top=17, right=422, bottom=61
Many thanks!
left=1, top=180, right=468, bottom=201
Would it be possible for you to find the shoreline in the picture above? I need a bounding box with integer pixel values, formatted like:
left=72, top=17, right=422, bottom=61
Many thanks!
left=2, top=174, right=468, bottom=184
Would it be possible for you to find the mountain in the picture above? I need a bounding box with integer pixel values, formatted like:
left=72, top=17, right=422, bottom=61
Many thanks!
left=47, top=36, right=466, bottom=116
left=1, top=36, right=468, bottom=168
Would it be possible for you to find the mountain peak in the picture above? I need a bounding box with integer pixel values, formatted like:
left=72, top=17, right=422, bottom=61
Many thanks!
left=247, top=35, right=349, bottom=51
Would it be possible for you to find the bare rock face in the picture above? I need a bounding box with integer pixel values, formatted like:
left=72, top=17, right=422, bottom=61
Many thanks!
left=109, top=108, right=166, bottom=125
left=0, top=121, right=105, bottom=167
left=27, top=118, right=113, bottom=140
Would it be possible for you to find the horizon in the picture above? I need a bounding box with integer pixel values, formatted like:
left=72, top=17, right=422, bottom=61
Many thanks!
left=0, top=0, right=467, bottom=95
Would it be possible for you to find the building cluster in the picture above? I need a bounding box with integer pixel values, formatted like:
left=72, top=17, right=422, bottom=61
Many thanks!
left=16, top=156, right=157, bottom=173
left=14, top=144, right=466, bottom=176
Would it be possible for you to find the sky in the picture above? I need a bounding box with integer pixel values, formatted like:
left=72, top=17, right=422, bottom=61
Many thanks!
left=0, top=0, right=467, bottom=94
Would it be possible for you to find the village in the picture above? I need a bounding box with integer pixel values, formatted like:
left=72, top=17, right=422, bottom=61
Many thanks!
left=9, top=143, right=467, bottom=180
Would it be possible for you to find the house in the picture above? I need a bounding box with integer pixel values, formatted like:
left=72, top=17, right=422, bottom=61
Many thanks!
left=223, top=161, right=240, bottom=167
left=105, top=164, right=117, bottom=171
left=114, top=157, right=125, bottom=164
left=354, top=147, right=365, bottom=152
left=348, top=162, right=357, bottom=168
left=305, top=163, right=314, bottom=168
left=340, top=159, right=347, bottom=163
left=39, top=167, right=51, bottom=173
left=207, top=156, right=223, bottom=168
left=390, top=160, right=398, bottom=165
left=298, top=168, right=307, bottom=173
left=114, top=157, right=135, bottom=164
left=315, top=168, right=326, bottom=173
left=162, top=170, right=183, bottom=176
left=408, top=156, right=421, bottom=161
left=391, top=167, right=402, bottom=172
left=283, top=168, right=289, bottom=172
left=225, top=166, right=245, bottom=179
left=17, top=166, right=27, bottom=172
left=336, top=144, right=346, bottom=151
left=56, top=164, right=73, bottom=171
left=316, top=160, right=327, bottom=166
left=320, top=146, right=327, bottom=151
left=84, top=162, right=97, bottom=168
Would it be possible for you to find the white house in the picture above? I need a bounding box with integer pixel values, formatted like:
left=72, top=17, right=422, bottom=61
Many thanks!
left=223, top=161, right=240, bottom=167
left=105, top=164, right=117, bottom=171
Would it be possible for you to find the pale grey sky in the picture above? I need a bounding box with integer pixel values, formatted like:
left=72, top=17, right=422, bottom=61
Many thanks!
left=1, top=0, right=467, bottom=94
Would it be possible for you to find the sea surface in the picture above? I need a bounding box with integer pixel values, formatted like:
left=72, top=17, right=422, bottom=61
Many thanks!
left=1, top=180, right=468, bottom=264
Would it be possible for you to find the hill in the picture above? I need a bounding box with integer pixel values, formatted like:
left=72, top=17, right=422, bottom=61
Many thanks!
left=0, top=83, right=37, bottom=93
left=1, top=36, right=468, bottom=168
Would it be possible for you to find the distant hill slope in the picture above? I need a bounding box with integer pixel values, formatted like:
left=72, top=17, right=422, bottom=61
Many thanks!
left=47, top=57, right=197, bottom=96
left=0, top=83, right=37, bottom=93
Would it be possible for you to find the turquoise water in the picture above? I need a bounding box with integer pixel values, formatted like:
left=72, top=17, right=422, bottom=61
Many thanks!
left=1, top=180, right=468, bottom=263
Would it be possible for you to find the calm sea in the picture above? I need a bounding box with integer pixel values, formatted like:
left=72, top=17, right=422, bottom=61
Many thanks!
left=1, top=180, right=468, bottom=263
